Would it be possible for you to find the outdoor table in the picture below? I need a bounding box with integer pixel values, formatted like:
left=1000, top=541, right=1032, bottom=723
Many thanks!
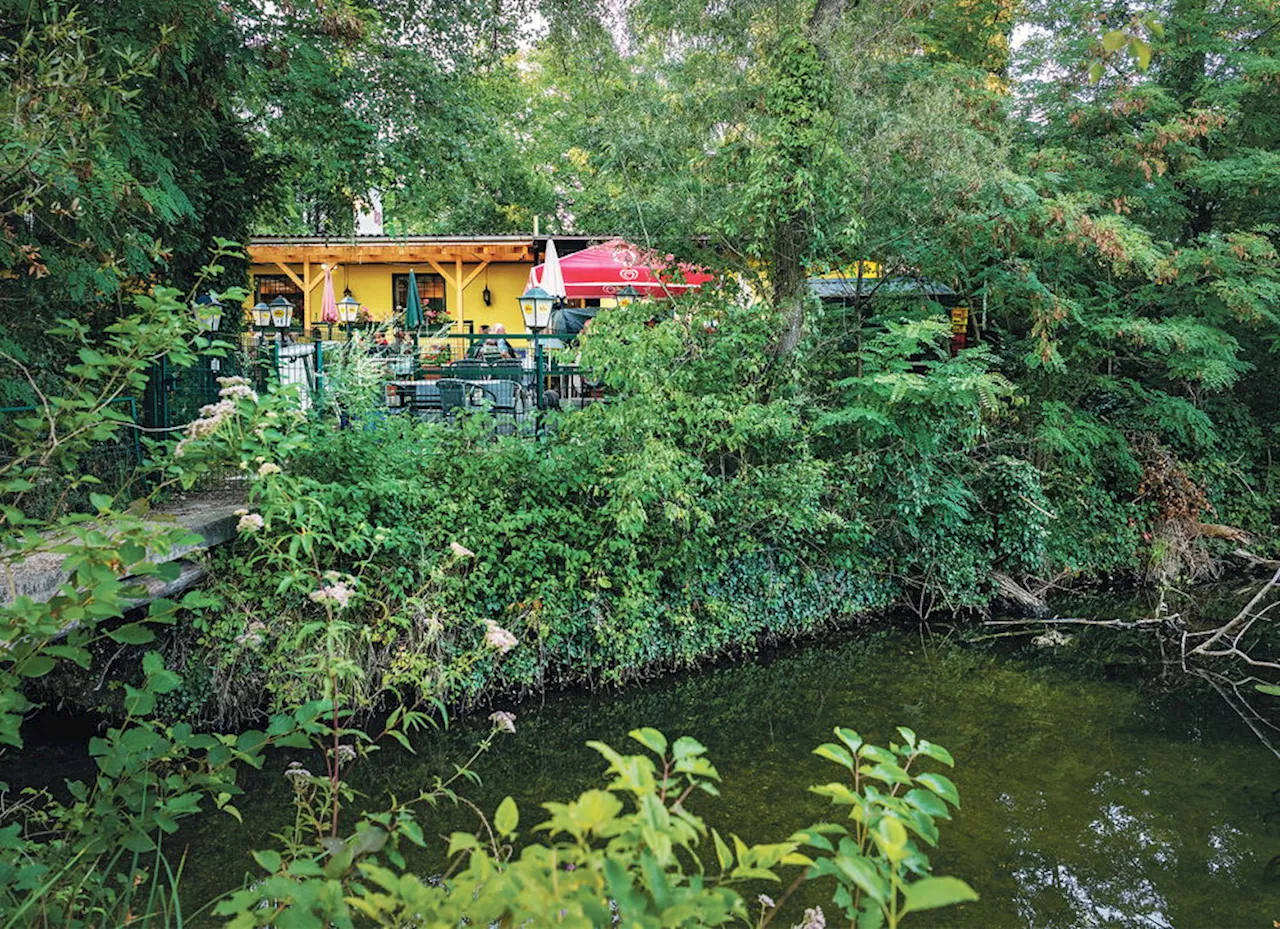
left=385, top=378, right=528, bottom=418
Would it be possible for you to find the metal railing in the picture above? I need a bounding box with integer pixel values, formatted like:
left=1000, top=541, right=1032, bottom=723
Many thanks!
left=1, top=398, right=143, bottom=519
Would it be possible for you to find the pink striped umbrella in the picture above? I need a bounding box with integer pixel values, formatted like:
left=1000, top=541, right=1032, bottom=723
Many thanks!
left=320, top=266, right=339, bottom=325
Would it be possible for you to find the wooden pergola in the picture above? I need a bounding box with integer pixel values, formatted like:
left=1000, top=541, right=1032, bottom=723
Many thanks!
left=247, top=236, right=538, bottom=326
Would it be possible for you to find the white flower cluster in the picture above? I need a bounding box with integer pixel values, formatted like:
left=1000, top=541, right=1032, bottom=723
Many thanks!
left=234, top=509, right=264, bottom=533
left=795, top=907, right=826, bottom=929
left=483, top=619, right=517, bottom=654
left=216, top=375, right=258, bottom=403
left=309, top=580, right=354, bottom=610
left=284, top=761, right=312, bottom=781
left=256, top=461, right=282, bottom=477
left=488, top=710, right=517, bottom=733
left=173, top=377, right=259, bottom=458
left=332, top=743, right=357, bottom=763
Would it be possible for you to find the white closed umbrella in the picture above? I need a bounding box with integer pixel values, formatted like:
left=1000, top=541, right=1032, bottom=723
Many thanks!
left=542, top=238, right=567, bottom=299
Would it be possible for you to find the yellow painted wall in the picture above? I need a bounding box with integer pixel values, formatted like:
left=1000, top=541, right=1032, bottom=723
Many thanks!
left=247, top=261, right=533, bottom=332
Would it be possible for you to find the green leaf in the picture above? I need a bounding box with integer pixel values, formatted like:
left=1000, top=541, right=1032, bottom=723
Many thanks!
left=629, top=727, right=668, bottom=756
left=834, top=727, right=863, bottom=755
left=916, top=740, right=955, bottom=766
left=902, top=876, right=979, bottom=913
left=813, top=742, right=855, bottom=770
left=672, top=735, right=706, bottom=760
left=904, top=788, right=950, bottom=820
left=494, top=796, right=519, bottom=837
left=832, top=854, right=890, bottom=904
left=1102, top=30, right=1127, bottom=52
left=19, top=656, right=56, bottom=678
left=1089, top=61, right=1104, bottom=84
left=108, top=623, right=155, bottom=645
left=252, top=850, right=282, bottom=874
left=712, top=828, right=734, bottom=870
left=915, top=772, right=960, bottom=809
left=1131, top=37, right=1152, bottom=71
left=447, top=832, right=480, bottom=856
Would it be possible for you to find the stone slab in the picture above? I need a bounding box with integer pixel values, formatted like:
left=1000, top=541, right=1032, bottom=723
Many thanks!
left=1, top=488, right=245, bottom=608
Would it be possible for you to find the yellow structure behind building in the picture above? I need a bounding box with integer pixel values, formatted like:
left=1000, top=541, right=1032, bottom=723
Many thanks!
left=247, top=235, right=567, bottom=333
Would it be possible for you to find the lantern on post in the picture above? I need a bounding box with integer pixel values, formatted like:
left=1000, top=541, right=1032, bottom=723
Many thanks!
left=194, top=292, right=224, bottom=332
left=615, top=284, right=641, bottom=307
left=269, top=295, right=294, bottom=330
left=337, top=292, right=360, bottom=330
left=517, top=285, right=555, bottom=332
left=250, top=301, right=272, bottom=329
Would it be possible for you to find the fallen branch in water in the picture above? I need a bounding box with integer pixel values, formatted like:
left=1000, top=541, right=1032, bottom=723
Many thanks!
left=1231, top=549, right=1280, bottom=570
left=982, top=617, right=1169, bottom=629
left=1187, top=566, right=1280, bottom=657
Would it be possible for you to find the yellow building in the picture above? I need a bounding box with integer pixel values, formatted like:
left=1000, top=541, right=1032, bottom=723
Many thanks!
left=246, top=235, right=601, bottom=334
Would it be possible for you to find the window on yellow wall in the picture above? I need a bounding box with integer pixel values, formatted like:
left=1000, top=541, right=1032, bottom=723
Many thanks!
left=392, top=273, right=447, bottom=320
left=255, top=275, right=303, bottom=308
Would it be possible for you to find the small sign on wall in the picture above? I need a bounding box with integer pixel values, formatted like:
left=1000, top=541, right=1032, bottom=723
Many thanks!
left=950, top=305, right=969, bottom=353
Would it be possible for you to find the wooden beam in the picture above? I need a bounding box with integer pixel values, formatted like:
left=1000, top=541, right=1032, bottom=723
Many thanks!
left=272, top=261, right=305, bottom=291
left=423, top=258, right=456, bottom=288
left=460, top=260, right=490, bottom=292
left=249, top=243, right=534, bottom=266
left=303, top=259, right=310, bottom=329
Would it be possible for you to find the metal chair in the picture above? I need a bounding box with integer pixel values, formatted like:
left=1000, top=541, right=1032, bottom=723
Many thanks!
left=476, top=380, right=527, bottom=419
left=436, top=378, right=471, bottom=420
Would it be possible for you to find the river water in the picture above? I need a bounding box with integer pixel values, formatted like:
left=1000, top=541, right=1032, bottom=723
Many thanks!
left=23, top=586, right=1280, bottom=926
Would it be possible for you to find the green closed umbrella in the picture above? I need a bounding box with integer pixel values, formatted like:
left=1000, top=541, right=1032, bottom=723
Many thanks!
left=404, top=268, right=424, bottom=329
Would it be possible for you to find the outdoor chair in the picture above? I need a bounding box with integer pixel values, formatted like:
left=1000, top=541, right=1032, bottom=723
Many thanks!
left=406, top=381, right=441, bottom=419
left=475, top=381, right=529, bottom=426
left=436, top=378, right=472, bottom=420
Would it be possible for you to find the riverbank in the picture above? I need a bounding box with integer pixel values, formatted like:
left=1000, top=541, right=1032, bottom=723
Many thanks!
left=10, top=588, right=1278, bottom=928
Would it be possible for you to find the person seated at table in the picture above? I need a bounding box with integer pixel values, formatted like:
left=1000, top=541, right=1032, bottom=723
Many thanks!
left=467, top=325, right=491, bottom=359
left=479, top=323, right=515, bottom=362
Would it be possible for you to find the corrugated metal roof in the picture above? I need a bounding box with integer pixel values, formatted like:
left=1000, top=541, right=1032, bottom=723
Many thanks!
left=247, top=234, right=612, bottom=247
left=249, top=235, right=536, bottom=246
left=808, top=276, right=957, bottom=299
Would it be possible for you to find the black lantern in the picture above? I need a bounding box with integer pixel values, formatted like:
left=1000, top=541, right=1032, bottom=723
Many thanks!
left=194, top=292, right=224, bottom=332
left=615, top=284, right=642, bottom=307
left=250, top=300, right=272, bottom=328
left=517, top=285, right=555, bottom=331
left=268, top=295, right=294, bottom=330
left=337, top=292, right=360, bottom=324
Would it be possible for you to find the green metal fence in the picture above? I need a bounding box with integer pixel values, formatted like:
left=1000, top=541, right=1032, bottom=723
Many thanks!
left=141, top=329, right=600, bottom=435
left=0, top=397, right=143, bottom=519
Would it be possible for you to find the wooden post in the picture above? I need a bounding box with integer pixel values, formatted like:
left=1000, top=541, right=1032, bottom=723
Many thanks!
left=455, top=257, right=464, bottom=326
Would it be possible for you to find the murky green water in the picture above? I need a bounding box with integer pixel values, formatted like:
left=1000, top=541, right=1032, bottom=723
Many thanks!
left=21, top=588, right=1280, bottom=927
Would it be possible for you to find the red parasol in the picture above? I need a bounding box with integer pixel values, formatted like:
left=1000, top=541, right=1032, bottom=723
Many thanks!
left=528, top=239, right=713, bottom=300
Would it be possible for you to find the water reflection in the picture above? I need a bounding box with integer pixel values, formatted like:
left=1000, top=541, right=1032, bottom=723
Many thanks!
left=19, top=621, right=1280, bottom=927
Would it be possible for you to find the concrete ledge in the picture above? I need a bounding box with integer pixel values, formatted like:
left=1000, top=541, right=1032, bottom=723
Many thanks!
left=1, top=490, right=244, bottom=608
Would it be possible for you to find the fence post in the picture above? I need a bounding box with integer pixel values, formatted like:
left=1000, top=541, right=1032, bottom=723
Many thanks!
left=142, top=356, right=171, bottom=430
left=313, top=339, right=324, bottom=413
left=534, top=335, right=544, bottom=409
